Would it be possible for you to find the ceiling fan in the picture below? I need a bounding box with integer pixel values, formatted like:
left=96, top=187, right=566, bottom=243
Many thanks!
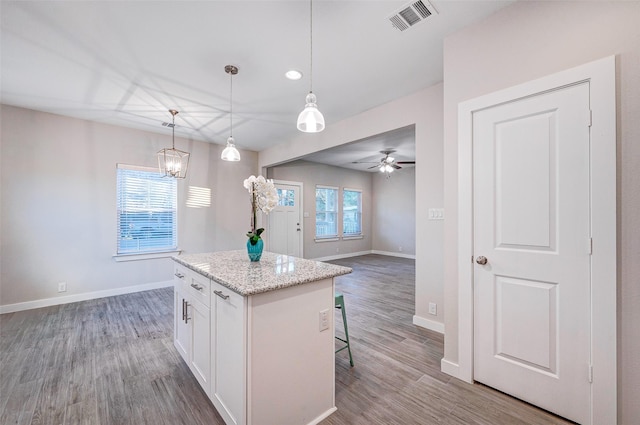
left=352, top=150, right=415, bottom=172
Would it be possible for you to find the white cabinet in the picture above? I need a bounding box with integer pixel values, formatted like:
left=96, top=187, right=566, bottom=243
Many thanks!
left=211, top=281, right=246, bottom=425
left=173, top=263, right=211, bottom=395
left=173, top=286, right=190, bottom=361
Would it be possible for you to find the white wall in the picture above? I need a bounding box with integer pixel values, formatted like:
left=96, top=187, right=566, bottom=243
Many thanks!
left=259, top=83, right=444, bottom=330
left=0, top=105, right=258, bottom=308
left=441, top=2, right=640, bottom=423
left=371, top=167, right=416, bottom=256
left=267, top=160, right=373, bottom=260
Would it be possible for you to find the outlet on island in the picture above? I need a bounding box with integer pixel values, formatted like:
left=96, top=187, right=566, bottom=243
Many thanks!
left=319, top=309, right=330, bottom=332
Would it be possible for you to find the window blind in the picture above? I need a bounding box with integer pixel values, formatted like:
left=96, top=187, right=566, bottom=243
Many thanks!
left=116, top=165, right=177, bottom=254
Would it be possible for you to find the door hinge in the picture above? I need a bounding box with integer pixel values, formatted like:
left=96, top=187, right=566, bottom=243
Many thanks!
left=588, top=237, right=593, bottom=255
left=588, top=109, right=593, bottom=127
left=588, top=364, right=593, bottom=383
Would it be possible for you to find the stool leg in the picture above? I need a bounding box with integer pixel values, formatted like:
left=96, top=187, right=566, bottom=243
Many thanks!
left=339, top=297, right=354, bottom=367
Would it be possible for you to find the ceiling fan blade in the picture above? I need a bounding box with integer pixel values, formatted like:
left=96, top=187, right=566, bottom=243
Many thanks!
left=352, top=161, right=380, bottom=164
left=391, top=164, right=402, bottom=169
left=396, top=161, right=415, bottom=165
left=368, top=164, right=381, bottom=169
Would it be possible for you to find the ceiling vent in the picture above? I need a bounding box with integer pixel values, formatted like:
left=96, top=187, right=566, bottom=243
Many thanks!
left=389, top=0, right=437, bottom=32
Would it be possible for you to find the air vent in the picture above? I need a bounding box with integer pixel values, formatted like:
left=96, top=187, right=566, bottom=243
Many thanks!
left=388, top=0, right=437, bottom=32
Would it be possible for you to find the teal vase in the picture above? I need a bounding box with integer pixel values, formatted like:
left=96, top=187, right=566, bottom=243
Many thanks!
left=247, top=238, right=264, bottom=262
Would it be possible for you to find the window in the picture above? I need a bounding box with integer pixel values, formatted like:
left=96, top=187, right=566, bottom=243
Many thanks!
left=277, top=188, right=295, bottom=207
left=116, top=164, right=177, bottom=255
left=315, top=186, right=338, bottom=238
left=343, top=189, right=362, bottom=236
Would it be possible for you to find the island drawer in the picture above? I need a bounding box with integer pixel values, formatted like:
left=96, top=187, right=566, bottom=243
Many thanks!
left=174, top=263, right=189, bottom=284
left=185, top=269, right=211, bottom=308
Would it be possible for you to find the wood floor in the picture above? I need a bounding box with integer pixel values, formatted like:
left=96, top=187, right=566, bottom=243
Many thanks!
left=0, top=254, right=574, bottom=425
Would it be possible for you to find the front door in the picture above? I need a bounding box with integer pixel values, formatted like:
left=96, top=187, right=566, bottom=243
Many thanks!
left=268, top=182, right=302, bottom=257
left=473, top=82, right=591, bottom=424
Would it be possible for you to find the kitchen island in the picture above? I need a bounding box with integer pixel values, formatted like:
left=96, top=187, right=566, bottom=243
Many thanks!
left=172, top=250, right=352, bottom=425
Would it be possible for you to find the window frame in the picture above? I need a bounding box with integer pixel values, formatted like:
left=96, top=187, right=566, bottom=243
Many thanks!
left=114, top=164, right=180, bottom=261
left=315, top=185, right=339, bottom=240
left=342, top=188, right=363, bottom=238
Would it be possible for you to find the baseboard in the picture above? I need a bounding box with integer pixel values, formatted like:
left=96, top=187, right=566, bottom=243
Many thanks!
left=307, top=407, right=337, bottom=425
left=371, top=250, right=416, bottom=260
left=312, top=250, right=373, bottom=262
left=313, top=250, right=416, bottom=262
left=0, top=280, right=174, bottom=314
left=440, top=358, right=461, bottom=379
left=413, top=314, right=444, bottom=334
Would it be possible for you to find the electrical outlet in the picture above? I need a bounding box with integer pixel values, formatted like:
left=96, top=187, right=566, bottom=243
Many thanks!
left=428, top=302, right=437, bottom=315
left=319, top=309, right=329, bottom=332
left=398, top=246, right=403, bottom=252
left=58, top=282, right=67, bottom=293
left=428, top=208, right=445, bottom=220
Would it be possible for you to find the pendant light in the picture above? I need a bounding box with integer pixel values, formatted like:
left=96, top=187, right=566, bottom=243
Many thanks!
left=221, top=65, right=241, bottom=162
left=297, top=0, right=325, bottom=133
left=157, top=109, right=190, bottom=178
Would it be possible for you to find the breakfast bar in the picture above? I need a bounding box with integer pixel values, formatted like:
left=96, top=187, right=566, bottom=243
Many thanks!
left=171, top=250, right=352, bottom=425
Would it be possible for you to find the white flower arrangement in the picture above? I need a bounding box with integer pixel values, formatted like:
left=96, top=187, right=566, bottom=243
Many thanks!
left=243, top=175, right=278, bottom=244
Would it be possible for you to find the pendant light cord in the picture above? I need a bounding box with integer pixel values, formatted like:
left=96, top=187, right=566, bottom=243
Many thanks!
left=229, top=70, right=233, bottom=137
left=172, top=112, right=176, bottom=149
left=309, top=0, right=313, bottom=94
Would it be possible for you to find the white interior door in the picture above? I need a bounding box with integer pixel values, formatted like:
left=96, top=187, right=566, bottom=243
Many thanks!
left=473, top=82, right=591, bottom=424
left=268, top=182, right=302, bottom=257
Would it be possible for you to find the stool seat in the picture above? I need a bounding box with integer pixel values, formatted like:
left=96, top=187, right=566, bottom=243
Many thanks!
left=335, top=292, right=354, bottom=367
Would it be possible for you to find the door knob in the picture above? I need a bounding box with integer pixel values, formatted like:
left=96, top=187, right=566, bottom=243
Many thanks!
left=476, top=256, right=488, bottom=265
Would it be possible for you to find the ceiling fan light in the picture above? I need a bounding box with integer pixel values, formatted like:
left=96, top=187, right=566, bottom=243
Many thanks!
left=297, top=92, right=325, bottom=133
left=380, top=164, right=394, bottom=173
left=221, top=136, right=241, bottom=162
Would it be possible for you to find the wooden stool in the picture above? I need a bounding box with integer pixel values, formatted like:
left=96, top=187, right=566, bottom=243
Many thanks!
left=335, top=293, right=354, bottom=367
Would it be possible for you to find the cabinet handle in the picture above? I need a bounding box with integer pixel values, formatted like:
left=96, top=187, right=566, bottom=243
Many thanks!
left=190, top=283, right=204, bottom=291
left=214, top=290, right=229, bottom=300
left=184, top=301, right=191, bottom=323
left=175, top=272, right=185, bottom=279
left=182, top=298, right=186, bottom=321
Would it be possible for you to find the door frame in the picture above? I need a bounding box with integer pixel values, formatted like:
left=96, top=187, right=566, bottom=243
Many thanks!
left=456, top=56, right=616, bottom=424
left=269, top=179, right=304, bottom=258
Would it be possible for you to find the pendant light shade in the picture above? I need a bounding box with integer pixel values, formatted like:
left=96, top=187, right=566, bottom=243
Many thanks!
left=221, top=136, right=241, bottom=162
left=297, top=0, right=324, bottom=133
left=221, top=65, right=241, bottom=162
left=157, top=109, right=190, bottom=178
left=297, top=92, right=325, bottom=133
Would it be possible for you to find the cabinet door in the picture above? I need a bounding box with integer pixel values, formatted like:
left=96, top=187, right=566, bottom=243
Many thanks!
left=174, top=287, right=190, bottom=363
left=212, top=284, right=246, bottom=425
left=190, top=298, right=211, bottom=395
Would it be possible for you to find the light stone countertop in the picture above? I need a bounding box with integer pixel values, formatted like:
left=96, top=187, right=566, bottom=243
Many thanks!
left=172, top=250, right=352, bottom=296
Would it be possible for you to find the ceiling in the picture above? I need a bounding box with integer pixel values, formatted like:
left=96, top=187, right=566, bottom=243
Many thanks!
left=303, top=125, right=415, bottom=172
left=1, top=0, right=511, bottom=165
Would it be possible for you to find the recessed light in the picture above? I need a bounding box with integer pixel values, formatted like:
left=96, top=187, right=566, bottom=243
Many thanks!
left=285, top=69, right=303, bottom=80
